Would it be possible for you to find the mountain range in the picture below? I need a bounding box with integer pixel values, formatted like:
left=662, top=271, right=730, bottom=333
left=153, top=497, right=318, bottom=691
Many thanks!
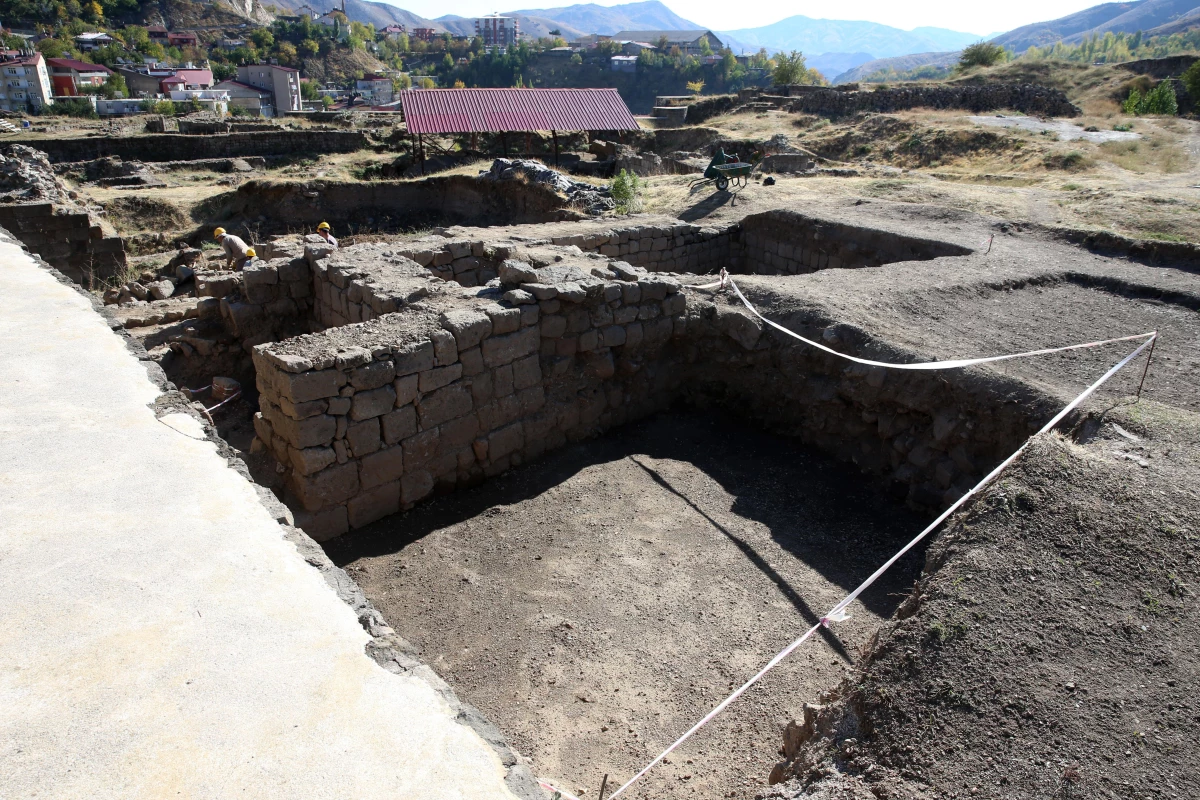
left=274, top=0, right=1200, bottom=83
left=992, top=0, right=1200, bottom=50
left=716, top=16, right=983, bottom=59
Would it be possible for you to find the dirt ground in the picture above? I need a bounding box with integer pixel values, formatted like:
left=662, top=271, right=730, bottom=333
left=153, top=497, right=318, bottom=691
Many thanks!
left=326, top=409, right=929, bottom=800
left=767, top=399, right=1200, bottom=800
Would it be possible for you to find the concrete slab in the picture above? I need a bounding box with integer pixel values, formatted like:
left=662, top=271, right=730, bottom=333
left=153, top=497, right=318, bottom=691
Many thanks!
left=0, top=236, right=522, bottom=799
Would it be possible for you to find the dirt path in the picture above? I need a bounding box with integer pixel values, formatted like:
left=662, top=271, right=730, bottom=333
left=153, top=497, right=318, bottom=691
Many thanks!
left=328, top=409, right=929, bottom=800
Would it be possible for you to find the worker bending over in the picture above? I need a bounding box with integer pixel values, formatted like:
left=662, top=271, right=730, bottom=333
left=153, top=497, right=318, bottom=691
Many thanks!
left=214, top=227, right=255, bottom=270
left=317, top=221, right=338, bottom=248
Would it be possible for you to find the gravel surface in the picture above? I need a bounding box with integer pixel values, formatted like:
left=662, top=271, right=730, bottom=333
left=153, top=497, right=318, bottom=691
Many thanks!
left=328, top=409, right=929, bottom=800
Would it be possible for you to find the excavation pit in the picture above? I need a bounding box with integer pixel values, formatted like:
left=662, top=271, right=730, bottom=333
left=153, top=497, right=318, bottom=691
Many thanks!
left=138, top=202, right=1200, bottom=799
left=325, top=408, right=930, bottom=800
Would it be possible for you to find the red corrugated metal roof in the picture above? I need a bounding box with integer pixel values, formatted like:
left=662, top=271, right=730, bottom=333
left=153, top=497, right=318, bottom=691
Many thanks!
left=400, top=88, right=639, bottom=134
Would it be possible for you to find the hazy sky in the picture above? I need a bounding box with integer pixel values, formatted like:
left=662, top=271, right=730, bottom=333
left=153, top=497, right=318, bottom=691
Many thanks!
left=395, top=0, right=1103, bottom=35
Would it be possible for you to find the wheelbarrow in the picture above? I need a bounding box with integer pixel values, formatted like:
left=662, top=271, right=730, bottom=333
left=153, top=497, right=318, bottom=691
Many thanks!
left=689, top=148, right=755, bottom=192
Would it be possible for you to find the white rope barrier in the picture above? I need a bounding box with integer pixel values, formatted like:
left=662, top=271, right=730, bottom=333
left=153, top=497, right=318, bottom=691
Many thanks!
left=684, top=272, right=1157, bottom=371
left=538, top=275, right=1159, bottom=800
left=601, top=331, right=1156, bottom=800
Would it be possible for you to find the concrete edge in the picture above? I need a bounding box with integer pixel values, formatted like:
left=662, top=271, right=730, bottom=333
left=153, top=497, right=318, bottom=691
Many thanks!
left=0, top=226, right=546, bottom=800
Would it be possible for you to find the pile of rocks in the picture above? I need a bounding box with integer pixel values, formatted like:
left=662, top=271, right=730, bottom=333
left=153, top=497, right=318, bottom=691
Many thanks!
left=82, top=156, right=162, bottom=188
left=0, top=145, right=72, bottom=204
left=481, top=158, right=614, bottom=214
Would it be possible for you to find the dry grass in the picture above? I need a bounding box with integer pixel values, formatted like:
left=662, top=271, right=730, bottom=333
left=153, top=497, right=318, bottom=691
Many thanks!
left=1096, top=134, right=1191, bottom=174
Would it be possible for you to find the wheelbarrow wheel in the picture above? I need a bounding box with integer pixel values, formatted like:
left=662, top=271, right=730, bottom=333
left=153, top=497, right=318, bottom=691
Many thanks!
left=715, top=175, right=729, bottom=191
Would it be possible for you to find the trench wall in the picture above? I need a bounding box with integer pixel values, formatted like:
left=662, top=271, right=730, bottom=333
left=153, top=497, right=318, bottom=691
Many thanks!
left=0, top=202, right=126, bottom=284
left=227, top=212, right=1023, bottom=541
left=736, top=210, right=973, bottom=273
left=204, top=175, right=582, bottom=238
left=252, top=254, right=687, bottom=539
left=10, top=130, right=368, bottom=164
left=678, top=299, right=1046, bottom=509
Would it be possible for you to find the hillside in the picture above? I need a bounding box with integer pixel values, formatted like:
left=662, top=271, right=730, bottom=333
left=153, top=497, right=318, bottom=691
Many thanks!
left=436, top=13, right=588, bottom=39
left=270, top=0, right=444, bottom=31
left=1144, top=4, right=1200, bottom=33
left=1061, top=0, right=1200, bottom=41
left=506, top=0, right=700, bottom=35
left=717, top=16, right=982, bottom=60
left=807, top=51, right=874, bottom=79
left=988, top=0, right=1200, bottom=51
left=833, top=50, right=960, bottom=83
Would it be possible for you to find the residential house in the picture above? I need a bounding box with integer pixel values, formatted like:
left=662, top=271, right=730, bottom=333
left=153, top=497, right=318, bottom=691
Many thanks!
left=355, top=73, right=393, bottom=105
left=235, top=63, right=301, bottom=113
left=316, top=11, right=350, bottom=40
left=167, top=32, right=198, bottom=49
left=610, top=55, right=637, bottom=73
left=569, top=34, right=610, bottom=49
left=0, top=52, right=53, bottom=112
left=411, top=28, right=437, bottom=42
left=378, top=24, right=406, bottom=41
left=610, top=30, right=723, bottom=55
left=115, top=64, right=212, bottom=97
left=620, top=41, right=655, bottom=56
left=146, top=25, right=169, bottom=44
left=74, top=32, right=114, bottom=52
left=46, top=58, right=111, bottom=96
left=213, top=79, right=273, bottom=115
left=475, top=15, right=518, bottom=47
left=218, top=38, right=247, bottom=50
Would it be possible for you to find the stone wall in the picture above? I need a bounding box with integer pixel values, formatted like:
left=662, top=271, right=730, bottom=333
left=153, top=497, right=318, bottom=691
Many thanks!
left=678, top=298, right=1047, bottom=510
left=203, top=174, right=584, bottom=238
left=252, top=250, right=687, bottom=539
left=736, top=210, right=972, bottom=273
left=544, top=222, right=738, bottom=273
left=748, top=83, right=1079, bottom=118
left=0, top=202, right=126, bottom=285
left=10, top=130, right=368, bottom=164
left=233, top=212, right=1033, bottom=542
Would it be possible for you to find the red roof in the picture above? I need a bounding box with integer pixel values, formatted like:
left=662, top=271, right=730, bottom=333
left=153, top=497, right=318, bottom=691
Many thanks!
left=399, top=87, right=639, bottom=134
left=46, top=57, right=112, bottom=74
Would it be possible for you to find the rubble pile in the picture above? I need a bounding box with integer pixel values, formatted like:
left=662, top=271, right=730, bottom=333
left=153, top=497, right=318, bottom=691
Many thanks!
left=481, top=158, right=614, bottom=214
left=0, top=144, right=73, bottom=205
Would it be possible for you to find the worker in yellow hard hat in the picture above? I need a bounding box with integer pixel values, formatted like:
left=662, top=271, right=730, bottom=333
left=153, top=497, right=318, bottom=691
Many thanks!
left=316, top=221, right=338, bottom=248
left=214, top=227, right=254, bottom=270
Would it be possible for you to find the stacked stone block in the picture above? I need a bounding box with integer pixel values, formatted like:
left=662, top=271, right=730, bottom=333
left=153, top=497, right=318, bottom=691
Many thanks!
left=253, top=254, right=688, bottom=540
left=0, top=202, right=126, bottom=285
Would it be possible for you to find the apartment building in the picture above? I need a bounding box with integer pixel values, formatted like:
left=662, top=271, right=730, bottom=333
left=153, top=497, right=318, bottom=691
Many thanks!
left=0, top=52, right=53, bottom=112
left=475, top=14, right=518, bottom=47
left=236, top=63, right=302, bottom=113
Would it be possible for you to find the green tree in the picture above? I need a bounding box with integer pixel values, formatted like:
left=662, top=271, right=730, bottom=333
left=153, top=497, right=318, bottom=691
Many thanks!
left=698, top=35, right=712, bottom=56
left=1182, top=60, right=1200, bottom=103
left=300, top=79, right=320, bottom=101
left=771, top=50, right=809, bottom=85
left=958, top=41, right=1009, bottom=69
left=249, top=28, right=275, bottom=49
left=299, top=38, right=320, bottom=57
left=609, top=169, right=643, bottom=214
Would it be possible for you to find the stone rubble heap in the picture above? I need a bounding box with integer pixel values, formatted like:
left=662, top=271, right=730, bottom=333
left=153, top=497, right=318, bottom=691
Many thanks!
left=0, top=144, right=73, bottom=205
left=481, top=158, right=615, bottom=215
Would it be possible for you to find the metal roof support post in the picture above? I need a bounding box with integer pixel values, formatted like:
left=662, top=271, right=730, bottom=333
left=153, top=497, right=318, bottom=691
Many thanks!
left=551, top=130, right=559, bottom=167
left=418, top=133, right=425, bottom=175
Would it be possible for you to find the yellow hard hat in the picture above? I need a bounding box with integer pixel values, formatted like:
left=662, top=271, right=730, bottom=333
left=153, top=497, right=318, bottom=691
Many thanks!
left=213, top=227, right=226, bottom=238
left=245, top=247, right=256, bottom=258
left=317, top=221, right=331, bottom=231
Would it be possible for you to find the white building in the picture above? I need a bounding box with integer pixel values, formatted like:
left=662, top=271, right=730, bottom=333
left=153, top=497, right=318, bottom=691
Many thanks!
left=74, top=32, right=115, bottom=52
left=236, top=63, right=302, bottom=113
left=356, top=74, right=393, bottom=105
left=0, top=52, right=54, bottom=113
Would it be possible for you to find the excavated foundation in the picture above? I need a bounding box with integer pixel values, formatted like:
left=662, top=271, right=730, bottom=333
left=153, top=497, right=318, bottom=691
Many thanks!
left=155, top=203, right=1200, bottom=800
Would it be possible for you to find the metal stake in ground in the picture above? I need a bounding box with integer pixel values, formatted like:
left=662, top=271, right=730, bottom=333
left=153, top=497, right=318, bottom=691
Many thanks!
left=1136, top=332, right=1158, bottom=400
